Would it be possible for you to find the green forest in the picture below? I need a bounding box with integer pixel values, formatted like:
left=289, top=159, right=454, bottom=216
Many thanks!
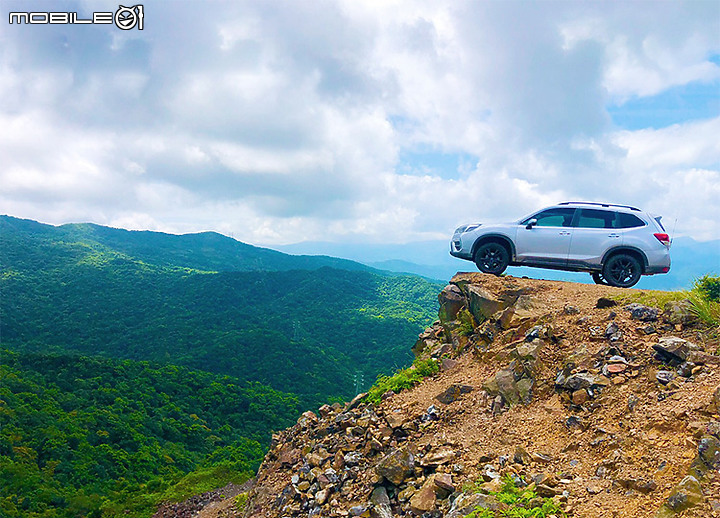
left=0, top=215, right=442, bottom=517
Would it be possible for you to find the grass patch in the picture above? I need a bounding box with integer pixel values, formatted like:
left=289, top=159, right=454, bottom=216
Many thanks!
left=611, top=289, right=684, bottom=309
left=366, top=358, right=439, bottom=405
left=464, top=476, right=565, bottom=518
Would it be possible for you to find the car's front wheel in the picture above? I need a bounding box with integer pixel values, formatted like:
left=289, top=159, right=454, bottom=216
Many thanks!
left=602, top=254, right=642, bottom=288
left=474, top=242, right=509, bottom=275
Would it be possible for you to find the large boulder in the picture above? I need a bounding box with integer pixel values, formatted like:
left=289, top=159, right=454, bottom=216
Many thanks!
left=438, top=284, right=466, bottom=323
left=468, top=286, right=503, bottom=323
left=652, top=336, right=700, bottom=365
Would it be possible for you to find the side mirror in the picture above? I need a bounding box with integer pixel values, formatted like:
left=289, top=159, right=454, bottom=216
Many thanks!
left=525, top=218, right=537, bottom=230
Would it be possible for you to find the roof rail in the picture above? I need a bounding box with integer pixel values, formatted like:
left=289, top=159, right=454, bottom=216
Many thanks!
left=558, top=201, right=640, bottom=211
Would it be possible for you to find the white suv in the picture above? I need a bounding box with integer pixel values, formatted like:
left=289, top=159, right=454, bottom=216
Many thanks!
left=450, top=202, right=671, bottom=288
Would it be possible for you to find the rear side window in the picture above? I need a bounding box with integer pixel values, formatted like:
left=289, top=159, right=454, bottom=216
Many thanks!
left=576, top=209, right=614, bottom=229
left=615, top=212, right=646, bottom=229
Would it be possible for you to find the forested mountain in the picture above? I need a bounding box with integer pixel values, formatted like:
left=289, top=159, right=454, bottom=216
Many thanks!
left=0, top=214, right=442, bottom=517
left=0, top=350, right=298, bottom=517
left=0, top=215, right=441, bottom=405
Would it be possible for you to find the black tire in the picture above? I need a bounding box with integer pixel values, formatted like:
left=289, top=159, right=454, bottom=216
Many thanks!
left=474, top=242, right=509, bottom=275
left=592, top=272, right=608, bottom=285
left=602, top=254, right=642, bottom=288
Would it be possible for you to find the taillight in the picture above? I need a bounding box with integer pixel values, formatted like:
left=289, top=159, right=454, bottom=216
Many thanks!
left=654, top=233, right=671, bottom=246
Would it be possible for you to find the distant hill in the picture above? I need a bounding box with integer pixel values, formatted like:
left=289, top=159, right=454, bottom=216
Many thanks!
left=276, top=236, right=720, bottom=289
left=0, top=215, right=442, bottom=407
left=0, top=215, right=374, bottom=274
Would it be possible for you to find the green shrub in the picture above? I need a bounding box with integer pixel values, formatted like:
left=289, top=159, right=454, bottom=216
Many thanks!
left=365, top=359, right=439, bottom=404
left=463, top=475, right=565, bottom=518
left=694, top=274, right=720, bottom=302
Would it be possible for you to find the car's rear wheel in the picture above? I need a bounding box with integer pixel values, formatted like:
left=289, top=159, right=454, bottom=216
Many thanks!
left=602, top=254, right=641, bottom=288
left=474, top=242, right=509, bottom=275
left=592, top=272, right=608, bottom=285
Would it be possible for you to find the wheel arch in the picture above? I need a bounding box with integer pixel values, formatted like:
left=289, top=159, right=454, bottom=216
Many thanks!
left=472, top=234, right=516, bottom=261
left=601, top=246, right=648, bottom=273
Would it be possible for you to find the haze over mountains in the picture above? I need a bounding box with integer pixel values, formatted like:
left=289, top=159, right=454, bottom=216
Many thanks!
left=276, top=236, right=720, bottom=289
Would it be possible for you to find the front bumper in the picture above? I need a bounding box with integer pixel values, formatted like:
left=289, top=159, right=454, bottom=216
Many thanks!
left=450, top=237, right=473, bottom=260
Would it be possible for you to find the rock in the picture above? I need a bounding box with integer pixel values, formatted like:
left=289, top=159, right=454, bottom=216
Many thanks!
left=446, top=493, right=500, bottom=518
left=315, top=488, right=331, bottom=505
left=663, top=299, right=698, bottom=326
left=468, top=286, right=504, bottom=322
left=374, top=447, right=414, bottom=485
left=409, top=476, right=438, bottom=514
left=439, top=284, right=466, bottom=323
left=605, top=322, right=622, bottom=341
left=384, top=412, right=405, bottom=429
left=493, top=368, right=521, bottom=406
left=369, top=486, right=392, bottom=518
left=435, top=384, right=474, bottom=404
left=307, top=447, right=331, bottom=467
left=572, top=389, right=589, bottom=405
left=516, top=377, right=534, bottom=405
left=624, top=303, right=660, bottom=321
left=697, top=435, right=720, bottom=470
left=596, top=297, right=618, bottom=309
left=605, top=363, right=627, bottom=375
left=349, top=506, right=368, bottom=517
left=347, top=392, right=368, bottom=410
left=564, top=305, right=580, bottom=315
left=652, top=336, right=699, bottom=365
left=656, top=370, right=675, bottom=385
left=297, top=411, right=318, bottom=427
left=558, top=372, right=609, bottom=392
left=513, top=446, right=531, bottom=465
left=586, top=481, right=605, bottom=494
left=658, top=475, right=705, bottom=515
left=441, top=358, right=459, bottom=371
left=433, top=473, right=455, bottom=495
left=421, top=446, right=456, bottom=467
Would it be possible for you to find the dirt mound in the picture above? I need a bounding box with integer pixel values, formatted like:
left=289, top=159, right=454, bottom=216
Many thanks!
left=244, top=273, right=720, bottom=518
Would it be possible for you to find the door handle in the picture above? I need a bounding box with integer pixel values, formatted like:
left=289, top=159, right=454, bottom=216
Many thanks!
left=608, top=234, right=620, bottom=238
left=558, top=231, right=571, bottom=236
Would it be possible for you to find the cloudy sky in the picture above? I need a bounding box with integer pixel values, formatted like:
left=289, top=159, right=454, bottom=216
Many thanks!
left=1, top=0, right=718, bottom=245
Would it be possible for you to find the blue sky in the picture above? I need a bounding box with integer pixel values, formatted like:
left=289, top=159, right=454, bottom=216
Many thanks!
left=0, top=0, right=718, bottom=244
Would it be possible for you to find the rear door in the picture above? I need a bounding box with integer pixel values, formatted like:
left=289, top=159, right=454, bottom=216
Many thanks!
left=515, top=208, right=576, bottom=265
left=567, top=208, right=621, bottom=267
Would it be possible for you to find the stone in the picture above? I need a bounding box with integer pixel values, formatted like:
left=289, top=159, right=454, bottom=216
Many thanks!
left=652, top=336, right=699, bottom=365
left=564, top=305, right=580, bottom=315
left=446, top=493, right=500, bottom=518
left=435, top=383, right=474, bottom=404
left=624, top=303, right=660, bottom=322
left=439, top=284, right=466, bottom=323
left=656, top=370, right=675, bottom=385
left=433, top=473, right=455, bottom=495
left=369, top=486, right=392, bottom=518
left=516, top=377, right=534, bottom=405
left=409, top=476, right=438, bottom=514
left=572, top=389, right=589, bottom=405
left=374, top=447, right=414, bottom=485
left=297, top=410, right=318, bottom=427
left=494, top=368, right=521, bottom=406
left=663, top=299, right=698, bottom=326
left=663, top=475, right=704, bottom=514
left=315, top=488, right=331, bottom=505
left=697, top=435, right=720, bottom=470
left=349, top=506, right=368, bottom=517
left=559, top=372, right=609, bottom=392
left=605, top=322, right=622, bottom=341
left=347, top=392, right=368, bottom=410
left=441, top=358, right=459, bottom=371
left=605, top=363, right=627, bottom=375
left=384, top=412, right=405, bottom=429
left=307, top=447, right=331, bottom=467
left=421, top=445, right=456, bottom=467
left=513, top=446, right=532, bottom=465
left=596, top=297, right=618, bottom=308
left=468, top=286, right=504, bottom=322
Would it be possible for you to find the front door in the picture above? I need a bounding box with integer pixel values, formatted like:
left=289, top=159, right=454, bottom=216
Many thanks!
left=515, top=208, right=576, bottom=265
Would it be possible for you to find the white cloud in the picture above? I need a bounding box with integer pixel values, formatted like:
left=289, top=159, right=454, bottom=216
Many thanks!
left=0, top=0, right=718, bottom=245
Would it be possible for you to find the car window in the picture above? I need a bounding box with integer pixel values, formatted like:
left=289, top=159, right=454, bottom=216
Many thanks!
left=615, top=212, right=646, bottom=229
left=576, top=209, right=614, bottom=229
left=525, top=208, right=576, bottom=227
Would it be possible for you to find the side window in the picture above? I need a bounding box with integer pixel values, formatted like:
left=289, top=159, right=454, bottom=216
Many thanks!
left=615, top=212, right=646, bottom=229
left=526, top=208, right=576, bottom=227
left=576, top=209, right=614, bottom=229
